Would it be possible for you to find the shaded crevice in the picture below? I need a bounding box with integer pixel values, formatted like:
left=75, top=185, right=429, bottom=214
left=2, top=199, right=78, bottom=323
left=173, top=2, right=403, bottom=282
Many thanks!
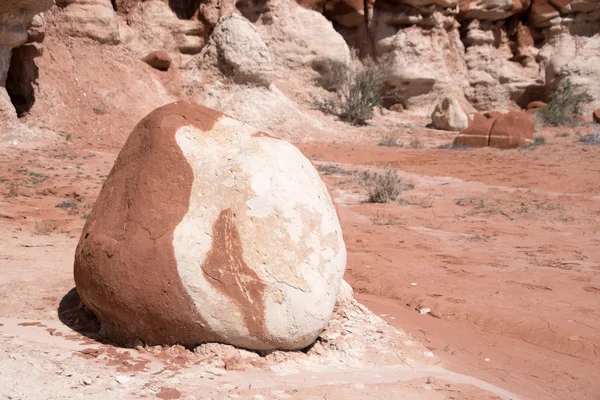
left=168, top=0, right=202, bottom=19
left=6, top=45, right=39, bottom=118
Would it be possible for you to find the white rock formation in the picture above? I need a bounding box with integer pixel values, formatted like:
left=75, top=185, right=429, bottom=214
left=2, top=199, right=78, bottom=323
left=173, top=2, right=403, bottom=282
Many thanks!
left=202, top=14, right=274, bottom=87
left=431, top=96, right=469, bottom=131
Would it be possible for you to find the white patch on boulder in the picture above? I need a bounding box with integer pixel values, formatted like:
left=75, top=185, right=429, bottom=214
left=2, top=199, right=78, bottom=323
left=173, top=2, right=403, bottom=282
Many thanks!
left=172, top=117, right=346, bottom=350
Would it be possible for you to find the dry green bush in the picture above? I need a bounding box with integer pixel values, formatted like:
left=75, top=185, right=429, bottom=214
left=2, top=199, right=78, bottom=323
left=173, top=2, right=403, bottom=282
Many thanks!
left=537, top=79, right=592, bottom=126
left=580, top=127, right=600, bottom=145
left=361, top=168, right=403, bottom=203
left=378, top=135, right=403, bottom=147
left=315, top=55, right=396, bottom=126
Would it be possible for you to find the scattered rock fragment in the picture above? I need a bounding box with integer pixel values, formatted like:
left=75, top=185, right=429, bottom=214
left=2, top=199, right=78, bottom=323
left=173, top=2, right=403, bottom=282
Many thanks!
left=142, top=51, right=172, bottom=71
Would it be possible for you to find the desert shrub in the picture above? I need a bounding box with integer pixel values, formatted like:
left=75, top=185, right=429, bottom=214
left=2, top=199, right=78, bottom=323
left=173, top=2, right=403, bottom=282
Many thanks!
left=317, top=163, right=350, bottom=175
left=365, top=168, right=403, bottom=203
left=314, top=60, right=353, bottom=92
left=537, top=80, right=592, bottom=126
left=580, top=127, right=600, bottom=145
left=315, top=55, right=396, bottom=126
left=408, top=136, right=424, bottom=149
left=378, top=135, right=403, bottom=147
left=56, top=200, right=78, bottom=210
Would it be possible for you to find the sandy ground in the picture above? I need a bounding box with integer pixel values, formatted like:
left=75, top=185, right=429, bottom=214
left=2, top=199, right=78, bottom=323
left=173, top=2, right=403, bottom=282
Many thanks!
left=1, top=122, right=599, bottom=399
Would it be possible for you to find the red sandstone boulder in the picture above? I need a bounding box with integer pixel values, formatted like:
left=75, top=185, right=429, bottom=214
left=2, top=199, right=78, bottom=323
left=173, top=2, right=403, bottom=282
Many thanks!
left=527, top=101, right=547, bottom=110
left=74, top=102, right=346, bottom=351
left=453, top=113, right=496, bottom=148
left=142, top=50, right=172, bottom=71
left=594, top=109, right=600, bottom=123
left=489, top=111, right=534, bottom=149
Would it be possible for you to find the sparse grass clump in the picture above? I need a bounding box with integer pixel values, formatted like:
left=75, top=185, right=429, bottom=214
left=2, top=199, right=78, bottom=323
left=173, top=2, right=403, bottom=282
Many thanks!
left=437, top=142, right=469, bottom=150
left=408, top=137, right=424, bottom=149
left=371, top=210, right=404, bottom=226
left=537, top=79, right=592, bottom=126
left=378, top=135, right=403, bottom=147
left=315, top=55, right=396, bottom=126
left=317, top=163, right=350, bottom=176
left=363, top=168, right=403, bottom=203
left=580, top=127, right=600, bottom=145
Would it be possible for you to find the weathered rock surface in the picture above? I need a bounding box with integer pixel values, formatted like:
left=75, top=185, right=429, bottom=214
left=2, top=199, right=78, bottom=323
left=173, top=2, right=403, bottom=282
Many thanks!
left=142, top=50, right=171, bottom=71
left=453, top=111, right=534, bottom=148
left=431, top=96, right=469, bottom=131
left=53, top=0, right=120, bottom=44
left=74, top=101, right=347, bottom=350
left=374, top=13, right=471, bottom=110
left=460, top=0, right=531, bottom=20
left=0, top=0, right=54, bottom=130
left=123, top=0, right=205, bottom=55
left=256, top=1, right=352, bottom=79
left=489, top=111, right=534, bottom=148
left=202, top=15, right=274, bottom=87
left=537, top=24, right=600, bottom=115
left=453, top=112, right=495, bottom=148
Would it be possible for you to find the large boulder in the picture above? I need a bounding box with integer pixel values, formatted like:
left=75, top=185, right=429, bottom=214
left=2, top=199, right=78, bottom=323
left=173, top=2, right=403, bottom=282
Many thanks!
left=202, top=15, right=274, bottom=87
left=431, top=97, right=469, bottom=131
left=74, top=101, right=346, bottom=351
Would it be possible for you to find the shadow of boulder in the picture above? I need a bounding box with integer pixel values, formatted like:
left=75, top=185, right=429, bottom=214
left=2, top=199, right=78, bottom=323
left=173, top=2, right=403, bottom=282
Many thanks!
left=58, top=287, right=103, bottom=341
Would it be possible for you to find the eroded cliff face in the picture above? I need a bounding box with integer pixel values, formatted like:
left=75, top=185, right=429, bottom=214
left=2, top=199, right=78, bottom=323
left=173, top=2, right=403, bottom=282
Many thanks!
left=1, top=0, right=598, bottom=135
left=301, top=0, right=600, bottom=113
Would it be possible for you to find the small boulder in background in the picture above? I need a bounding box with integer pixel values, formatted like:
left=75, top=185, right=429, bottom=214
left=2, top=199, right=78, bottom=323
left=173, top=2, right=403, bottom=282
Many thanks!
left=431, top=97, right=468, bottom=132
left=489, top=111, right=534, bottom=149
left=142, top=50, right=172, bottom=71
left=453, top=113, right=495, bottom=148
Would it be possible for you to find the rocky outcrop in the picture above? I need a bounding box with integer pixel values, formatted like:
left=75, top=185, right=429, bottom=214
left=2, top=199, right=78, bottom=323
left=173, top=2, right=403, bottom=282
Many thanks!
left=462, top=19, right=541, bottom=112
left=453, top=111, right=534, bottom=148
left=296, top=0, right=599, bottom=115
left=373, top=13, right=472, bottom=110
left=431, top=96, right=469, bottom=131
left=593, top=109, right=600, bottom=123
left=460, top=0, right=532, bottom=20
left=74, top=101, right=347, bottom=350
left=53, top=0, right=120, bottom=44
left=537, top=19, right=600, bottom=114
left=0, top=0, right=54, bottom=130
left=122, top=0, right=205, bottom=55
left=202, top=15, right=274, bottom=87
left=256, top=0, right=352, bottom=80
